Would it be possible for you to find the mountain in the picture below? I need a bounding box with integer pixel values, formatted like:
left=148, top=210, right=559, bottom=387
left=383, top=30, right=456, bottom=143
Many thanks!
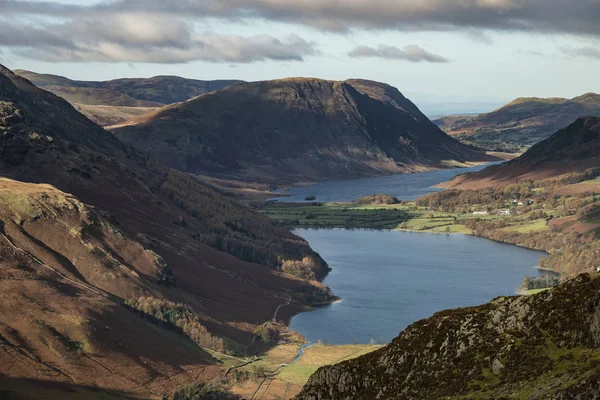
left=444, top=116, right=600, bottom=189
left=297, top=273, right=600, bottom=399
left=13, top=70, right=242, bottom=126
left=0, top=64, right=333, bottom=398
left=111, top=78, right=495, bottom=184
left=435, top=94, right=600, bottom=151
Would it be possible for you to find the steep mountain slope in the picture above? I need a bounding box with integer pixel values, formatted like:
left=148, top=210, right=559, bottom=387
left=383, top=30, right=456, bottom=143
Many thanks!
left=297, top=273, right=600, bottom=399
left=13, top=70, right=242, bottom=126
left=0, top=178, right=222, bottom=397
left=444, top=116, right=600, bottom=189
left=0, top=64, right=332, bottom=397
left=435, top=94, right=600, bottom=151
left=111, top=78, right=495, bottom=183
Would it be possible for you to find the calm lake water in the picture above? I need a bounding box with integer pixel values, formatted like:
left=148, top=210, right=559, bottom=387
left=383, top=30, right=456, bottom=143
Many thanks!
left=274, top=162, right=501, bottom=203
left=290, top=229, right=547, bottom=345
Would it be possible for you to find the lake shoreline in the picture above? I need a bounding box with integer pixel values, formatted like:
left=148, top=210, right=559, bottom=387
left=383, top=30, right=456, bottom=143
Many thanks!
left=288, top=228, right=546, bottom=345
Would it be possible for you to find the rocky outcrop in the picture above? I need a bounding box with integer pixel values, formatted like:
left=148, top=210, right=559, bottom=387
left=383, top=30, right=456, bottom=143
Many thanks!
left=297, top=274, right=600, bottom=399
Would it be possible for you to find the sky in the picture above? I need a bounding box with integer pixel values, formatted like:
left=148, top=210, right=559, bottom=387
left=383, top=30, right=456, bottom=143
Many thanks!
left=0, top=0, right=599, bottom=115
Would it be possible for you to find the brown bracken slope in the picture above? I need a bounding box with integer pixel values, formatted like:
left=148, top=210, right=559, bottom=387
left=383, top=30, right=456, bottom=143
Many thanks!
left=443, top=116, right=600, bottom=189
left=0, top=64, right=333, bottom=398
left=111, top=78, right=496, bottom=184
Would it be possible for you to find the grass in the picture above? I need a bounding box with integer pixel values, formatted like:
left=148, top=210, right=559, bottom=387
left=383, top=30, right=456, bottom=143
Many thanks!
left=579, top=176, right=600, bottom=185
left=259, top=202, right=414, bottom=229
left=227, top=342, right=383, bottom=398
left=500, top=219, right=549, bottom=234
left=277, top=344, right=383, bottom=386
left=261, top=202, right=506, bottom=235
left=523, top=288, right=552, bottom=295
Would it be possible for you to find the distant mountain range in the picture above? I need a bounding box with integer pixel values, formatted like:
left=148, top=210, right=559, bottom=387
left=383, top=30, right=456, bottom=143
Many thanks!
left=435, top=94, right=600, bottom=151
left=443, top=116, right=600, bottom=189
left=111, top=78, right=496, bottom=184
left=14, top=69, right=242, bottom=126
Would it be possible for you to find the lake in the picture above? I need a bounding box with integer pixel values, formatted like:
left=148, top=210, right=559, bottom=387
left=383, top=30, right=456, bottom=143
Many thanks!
left=273, top=162, right=502, bottom=203
left=290, top=228, right=547, bottom=345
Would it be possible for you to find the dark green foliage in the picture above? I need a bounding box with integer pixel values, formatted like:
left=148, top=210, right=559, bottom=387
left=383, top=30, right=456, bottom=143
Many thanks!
left=158, top=170, right=329, bottom=280
left=354, top=194, right=400, bottom=205
left=126, top=297, right=226, bottom=353
left=253, top=323, right=280, bottom=344
left=166, top=384, right=239, bottom=400
left=521, top=274, right=560, bottom=291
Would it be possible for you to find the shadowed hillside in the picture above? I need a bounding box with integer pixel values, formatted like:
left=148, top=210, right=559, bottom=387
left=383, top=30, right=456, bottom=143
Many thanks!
left=0, top=64, right=333, bottom=398
left=111, top=78, right=495, bottom=183
left=444, top=116, right=600, bottom=189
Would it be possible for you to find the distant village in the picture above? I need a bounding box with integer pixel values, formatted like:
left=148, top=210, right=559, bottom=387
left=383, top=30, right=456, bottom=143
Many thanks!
left=472, top=198, right=535, bottom=216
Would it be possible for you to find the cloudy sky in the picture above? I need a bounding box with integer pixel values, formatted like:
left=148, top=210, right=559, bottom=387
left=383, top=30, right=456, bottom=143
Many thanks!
left=0, top=0, right=599, bottom=113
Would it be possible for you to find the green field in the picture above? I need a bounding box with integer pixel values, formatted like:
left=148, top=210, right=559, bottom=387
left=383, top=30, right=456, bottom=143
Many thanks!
left=259, top=202, right=415, bottom=229
left=500, top=219, right=549, bottom=233
left=260, top=202, right=501, bottom=233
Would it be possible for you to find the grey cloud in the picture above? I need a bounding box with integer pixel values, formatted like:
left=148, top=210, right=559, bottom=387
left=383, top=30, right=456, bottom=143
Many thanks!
left=2, top=0, right=600, bottom=36
left=0, top=15, right=316, bottom=63
left=561, top=46, right=600, bottom=60
left=349, top=45, right=449, bottom=63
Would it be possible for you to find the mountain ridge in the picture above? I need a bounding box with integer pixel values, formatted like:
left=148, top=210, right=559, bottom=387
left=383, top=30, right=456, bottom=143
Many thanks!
left=111, top=77, right=496, bottom=184
left=13, top=69, right=242, bottom=126
left=443, top=116, right=600, bottom=189
left=435, top=93, right=600, bottom=151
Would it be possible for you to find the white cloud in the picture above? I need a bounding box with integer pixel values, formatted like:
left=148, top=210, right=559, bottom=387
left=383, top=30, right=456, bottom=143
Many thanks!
left=349, top=45, right=449, bottom=63
left=0, top=16, right=317, bottom=63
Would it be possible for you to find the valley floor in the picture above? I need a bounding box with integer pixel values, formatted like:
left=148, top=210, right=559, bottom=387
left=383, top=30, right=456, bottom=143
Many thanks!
left=224, top=341, right=382, bottom=399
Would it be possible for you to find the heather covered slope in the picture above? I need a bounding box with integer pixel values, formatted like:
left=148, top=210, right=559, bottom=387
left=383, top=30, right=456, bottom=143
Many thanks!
left=0, top=179, right=222, bottom=397
left=435, top=94, right=600, bottom=151
left=0, top=64, right=334, bottom=396
left=13, top=69, right=241, bottom=126
left=444, top=116, right=600, bottom=189
left=112, top=78, right=495, bottom=183
left=297, top=274, right=600, bottom=400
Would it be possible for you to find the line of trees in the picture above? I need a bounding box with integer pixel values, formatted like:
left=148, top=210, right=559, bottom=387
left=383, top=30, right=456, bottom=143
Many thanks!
left=126, top=296, right=227, bottom=353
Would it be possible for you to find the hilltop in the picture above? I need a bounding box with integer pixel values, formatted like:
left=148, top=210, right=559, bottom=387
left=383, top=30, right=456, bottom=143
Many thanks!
left=111, top=78, right=495, bottom=183
left=435, top=94, right=600, bottom=151
left=0, top=64, right=333, bottom=398
left=444, top=116, right=600, bottom=189
left=297, top=273, right=600, bottom=399
left=14, top=69, right=241, bottom=126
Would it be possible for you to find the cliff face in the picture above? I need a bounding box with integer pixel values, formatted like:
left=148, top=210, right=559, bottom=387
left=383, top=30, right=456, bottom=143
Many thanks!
left=297, top=274, right=600, bottom=400
left=112, top=78, right=494, bottom=183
